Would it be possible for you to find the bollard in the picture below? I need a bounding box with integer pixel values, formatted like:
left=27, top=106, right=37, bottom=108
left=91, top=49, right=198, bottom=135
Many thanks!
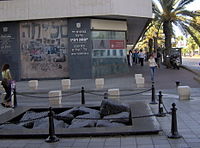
left=150, top=82, right=157, bottom=104
left=11, top=81, right=17, bottom=108
left=168, top=103, right=182, bottom=139
left=45, top=107, right=59, bottom=143
left=13, top=88, right=17, bottom=108
left=157, top=91, right=165, bottom=117
left=175, top=81, right=180, bottom=87
left=81, top=87, right=85, bottom=105
left=104, top=93, right=108, bottom=99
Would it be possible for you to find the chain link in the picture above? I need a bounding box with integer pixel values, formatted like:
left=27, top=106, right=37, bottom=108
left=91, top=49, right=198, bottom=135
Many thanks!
left=16, top=88, right=152, bottom=99
left=0, top=115, right=48, bottom=126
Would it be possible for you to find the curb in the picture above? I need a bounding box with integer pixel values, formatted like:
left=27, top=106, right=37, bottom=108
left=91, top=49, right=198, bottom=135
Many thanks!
left=180, top=65, right=200, bottom=76
left=180, top=65, right=200, bottom=83
left=193, top=76, right=200, bottom=83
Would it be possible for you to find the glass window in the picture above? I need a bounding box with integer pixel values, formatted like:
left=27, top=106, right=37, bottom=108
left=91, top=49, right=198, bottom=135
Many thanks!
left=92, top=31, right=126, bottom=58
left=92, top=31, right=126, bottom=40
left=120, top=50, right=123, bottom=56
left=112, top=50, right=117, bottom=56
left=100, top=50, right=106, bottom=56
left=107, top=50, right=110, bottom=56
left=91, top=31, right=109, bottom=40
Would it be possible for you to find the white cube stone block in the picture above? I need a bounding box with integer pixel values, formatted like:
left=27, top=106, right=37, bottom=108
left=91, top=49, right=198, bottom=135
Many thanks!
left=28, top=80, right=38, bottom=90
left=136, top=77, right=145, bottom=88
left=135, top=74, right=143, bottom=79
left=61, top=79, right=71, bottom=90
left=48, top=90, right=62, bottom=105
left=108, top=88, right=120, bottom=99
left=95, top=78, right=104, bottom=89
left=178, top=86, right=191, bottom=100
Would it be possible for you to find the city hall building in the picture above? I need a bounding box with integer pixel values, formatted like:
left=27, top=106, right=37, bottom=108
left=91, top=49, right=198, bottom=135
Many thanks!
left=0, top=0, right=152, bottom=80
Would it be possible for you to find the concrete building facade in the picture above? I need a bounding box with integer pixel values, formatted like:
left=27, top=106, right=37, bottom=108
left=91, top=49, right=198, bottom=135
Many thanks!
left=0, top=0, right=152, bottom=80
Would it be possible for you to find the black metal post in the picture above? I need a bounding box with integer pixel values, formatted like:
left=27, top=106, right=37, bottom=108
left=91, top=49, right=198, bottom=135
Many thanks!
left=150, top=82, right=157, bottom=104
left=157, top=91, right=165, bottom=117
left=81, top=87, right=85, bottom=105
left=11, top=81, right=17, bottom=108
left=45, top=107, right=59, bottom=143
left=176, top=81, right=180, bottom=87
left=13, top=88, right=17, bottom=108
left=104, top=93, right=108, bottom=99
left=168, top=103, right=182, bottom=139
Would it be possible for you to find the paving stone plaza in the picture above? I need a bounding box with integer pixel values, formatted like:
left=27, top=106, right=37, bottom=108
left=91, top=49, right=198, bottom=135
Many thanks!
left=0, top=63, right=200, bottom=148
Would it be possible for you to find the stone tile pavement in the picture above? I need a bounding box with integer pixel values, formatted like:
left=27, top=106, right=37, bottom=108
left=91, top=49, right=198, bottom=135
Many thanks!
left=0, top=63, right=200, bottom=148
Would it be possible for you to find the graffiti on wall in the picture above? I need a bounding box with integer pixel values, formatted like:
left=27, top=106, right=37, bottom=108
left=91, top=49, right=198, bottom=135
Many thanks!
left=20, top=20, right=68, bottom=78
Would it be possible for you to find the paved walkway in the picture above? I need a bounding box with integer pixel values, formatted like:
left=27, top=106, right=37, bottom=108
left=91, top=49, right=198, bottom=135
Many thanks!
left=0, top=62, right=200, bottom=148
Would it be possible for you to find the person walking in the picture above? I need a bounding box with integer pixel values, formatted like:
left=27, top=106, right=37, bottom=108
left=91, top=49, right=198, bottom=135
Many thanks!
left=129, top=50, right=133, bottom=67
left=1, top=64, right=12, bottom=107
left=148, top=54, right=158, bottom=81
left=138, top=49, right=145, bottom=66
left=133, top=49, right=139, bottom=64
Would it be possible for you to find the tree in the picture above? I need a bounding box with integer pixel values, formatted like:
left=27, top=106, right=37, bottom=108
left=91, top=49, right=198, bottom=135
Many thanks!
left=186, top=36, right=199, bottom=55
left=152, top=0, right=200, bottom=55
left=136, top=24, right=165, bottom=52
left=189, top=12, right=200, bottom=48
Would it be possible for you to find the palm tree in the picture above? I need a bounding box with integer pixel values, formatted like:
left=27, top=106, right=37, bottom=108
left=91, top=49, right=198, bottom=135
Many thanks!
left=136, top=23, right=165, bottom=52
left=152, top=0, right=200, bottom=55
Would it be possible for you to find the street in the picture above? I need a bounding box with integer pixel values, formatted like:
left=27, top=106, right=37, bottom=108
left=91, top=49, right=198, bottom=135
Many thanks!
left=182, top=56, right=200, bottom=71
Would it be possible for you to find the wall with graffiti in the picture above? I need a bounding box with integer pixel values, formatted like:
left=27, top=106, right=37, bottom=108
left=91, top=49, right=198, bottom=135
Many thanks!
left=20, top=19, right=68, bottom=79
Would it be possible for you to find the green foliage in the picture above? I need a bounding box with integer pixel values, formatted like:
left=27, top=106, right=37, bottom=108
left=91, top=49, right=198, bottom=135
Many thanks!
left=136, top=22, right=164, bottom=52
left=140, top=0, right=200, bottom=55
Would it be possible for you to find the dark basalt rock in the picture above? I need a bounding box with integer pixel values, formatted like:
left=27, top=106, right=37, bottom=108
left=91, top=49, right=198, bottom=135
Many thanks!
left=58, top=107, right=83, bottom=117
left=96, top=120, right=126, bottom=127
left=20, top=111, right=48, bottom=121
left=19, top=111, right=49, bottom=128
left=78, top=106, right=100, bottom=115
left=21, top=121, right=34, bottom=128
left=58, top=106, right=99, bottom=117
left=103, top=112, right=130, bottom=124
left=0, top=124, right=28, bottom=130
left=100, top=99, right=130, bottom=117
left=2, top=100, right=130, bottom=130
left=68, top=119, right=96, bottom=128
left=68, top=109, right=100, bottom=128
left=57, top=106, right=100, bottom=124
left=33, top=117, right=68, bottom=129
left=55, top=113, right=74, bottom=124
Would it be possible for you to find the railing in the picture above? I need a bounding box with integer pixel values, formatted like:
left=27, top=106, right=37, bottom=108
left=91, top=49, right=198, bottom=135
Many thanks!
left=0, top=82, right=182, bottom=142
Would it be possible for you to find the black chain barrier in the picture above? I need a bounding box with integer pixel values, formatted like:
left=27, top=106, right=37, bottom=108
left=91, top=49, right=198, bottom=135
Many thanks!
left=85, top=88, right=152, bottom=97
left=157, top=91, right=170, bottom=115
left=1, top=84, right=181, bottom=141
left=86, top=88, right=150, bottom=93
left=14, top=87, right=153, bottom=106
left=16, top=91, right=81, bottom=99
left=59, top=113, right=163, bottom=121
left=16, top=87, right=152, bottom=99
left=162, top=101, right=170, bottom=114
left=0, top=115, right=48, bottom=126
left=0, top=102, right=180, bottom=141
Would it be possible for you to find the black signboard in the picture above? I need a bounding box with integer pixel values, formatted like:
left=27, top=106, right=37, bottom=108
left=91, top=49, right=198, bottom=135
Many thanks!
left=0, top=22, right=20, bottom=80
left=68, top=18, right=92, bottom=79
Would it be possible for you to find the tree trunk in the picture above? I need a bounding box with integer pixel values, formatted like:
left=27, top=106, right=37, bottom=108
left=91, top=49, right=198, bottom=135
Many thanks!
left=153, top=37, right=158, bottom=52
left=148, top=38, right=153, bottom=53
left=163, top=21, right=172, bottom=68
left=163, top=21, right=172, bottom=55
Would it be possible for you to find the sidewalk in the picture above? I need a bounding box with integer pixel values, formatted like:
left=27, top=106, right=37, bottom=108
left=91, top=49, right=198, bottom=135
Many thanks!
left=0, top=62, right=200, bottom=148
